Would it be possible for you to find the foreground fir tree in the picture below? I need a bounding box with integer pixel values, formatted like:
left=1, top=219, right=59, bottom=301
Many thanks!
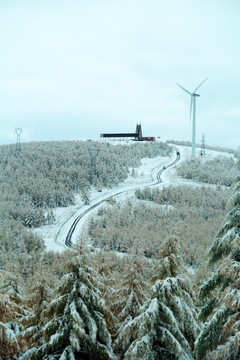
left=21, top=272, right=53, bottom=348
left=119, top=237, right=201, bottom=360
left=20, top=251, right=115, bottom=360
left=195, top=173, right=240, bottom=360
left=112, top=248, right=149, bottom=359
left=92, top=250, right=116, bottom=302
left=0, top=271, right=26, bottom=359
left=91, top=250, right=119, bottom=336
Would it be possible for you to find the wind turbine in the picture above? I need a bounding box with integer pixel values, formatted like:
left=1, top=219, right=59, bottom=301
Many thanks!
left=177, top=77, right=209, bottom=157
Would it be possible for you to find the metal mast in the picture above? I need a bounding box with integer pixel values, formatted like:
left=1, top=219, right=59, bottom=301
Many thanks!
left=15, top=127, right=22, bottom=153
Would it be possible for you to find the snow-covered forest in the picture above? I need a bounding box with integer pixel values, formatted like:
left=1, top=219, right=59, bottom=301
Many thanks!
left=0, top=139, right=240, bottom=360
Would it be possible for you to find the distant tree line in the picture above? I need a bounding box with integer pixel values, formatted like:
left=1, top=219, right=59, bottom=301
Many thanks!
left=167, top=140, right=236, bottom=156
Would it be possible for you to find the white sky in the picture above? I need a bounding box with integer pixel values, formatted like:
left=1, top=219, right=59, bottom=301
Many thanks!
left=0, top=0, right=239, bottom=148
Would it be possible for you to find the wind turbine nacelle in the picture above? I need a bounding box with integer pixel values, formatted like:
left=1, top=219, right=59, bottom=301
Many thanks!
left=193, top=93, right=200, bottom=97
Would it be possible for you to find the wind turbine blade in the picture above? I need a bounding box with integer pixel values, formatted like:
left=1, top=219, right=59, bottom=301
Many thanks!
left=193, top=77, right=209, bottom=93
left=189, top=97, right=193, bottom=124
left=177, top=83, right=192, bottom=95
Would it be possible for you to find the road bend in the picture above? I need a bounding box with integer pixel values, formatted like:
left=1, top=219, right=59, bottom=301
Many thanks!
left=65, top=146, right=180, bottom=248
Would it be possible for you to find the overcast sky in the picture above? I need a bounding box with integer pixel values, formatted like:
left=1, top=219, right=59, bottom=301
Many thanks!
left=0, top=0, right=239, bottom=148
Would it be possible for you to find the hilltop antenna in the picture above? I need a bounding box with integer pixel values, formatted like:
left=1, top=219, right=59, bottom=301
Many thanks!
left=177, top=77, right=208, bottom=157
left=15, top=127, right=22, bottom=153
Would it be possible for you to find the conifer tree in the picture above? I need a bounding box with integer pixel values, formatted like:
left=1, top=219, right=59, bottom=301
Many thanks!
left=0, top=271, right=26, bottom=359
left=92, top=250, right=115, bottom=299
left=19, top=251, right=115, bottom=360
left=21, top=272, right=53, bottom=347
left=86, top=248, right=123, bottom=349
left=112, top=248, right=149, bottom=359
left=121, top=237, right=201, bottom=360
left=195, top=174, right=240, bottom=360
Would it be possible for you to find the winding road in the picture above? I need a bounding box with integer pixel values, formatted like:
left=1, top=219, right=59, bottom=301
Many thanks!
left=64, top=146, right=180, bottom=248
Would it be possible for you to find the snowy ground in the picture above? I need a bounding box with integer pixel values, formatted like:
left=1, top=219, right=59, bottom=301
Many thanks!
left=33, top=144, right=234, bottom=252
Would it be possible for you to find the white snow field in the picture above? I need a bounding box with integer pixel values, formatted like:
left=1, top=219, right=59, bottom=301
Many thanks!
left=33, top=144, right=234, bottom=252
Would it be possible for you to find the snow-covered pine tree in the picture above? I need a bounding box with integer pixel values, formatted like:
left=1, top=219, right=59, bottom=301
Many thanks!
left=0, top=271, right=26, bottom=359
left=112, top=247, right=149, bottom=359
left=195, top=173, right=240, bottom=360
left=121, top=237, right=201, bottom=360
left=21, top=272, right=52, bottom=347
left=91, top=250, right=115, bottom=298
left=91, top=250, right=118, bottom=335
left=19, top=251, right=115, bottom=360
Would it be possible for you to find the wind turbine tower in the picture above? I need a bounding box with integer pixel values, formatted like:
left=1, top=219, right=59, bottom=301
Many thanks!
left=177, top=77, right=208, bottom=157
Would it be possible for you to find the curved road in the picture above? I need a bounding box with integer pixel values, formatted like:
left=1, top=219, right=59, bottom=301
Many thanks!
left=65, top=146, right=180, bottom=248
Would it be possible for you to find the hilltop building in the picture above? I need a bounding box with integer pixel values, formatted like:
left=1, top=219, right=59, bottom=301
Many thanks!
left=100, top=124, right=155, bottom=141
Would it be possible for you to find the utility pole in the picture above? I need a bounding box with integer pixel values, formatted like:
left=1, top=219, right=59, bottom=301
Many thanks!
left=15, top=127, right=22, bottom=153
left=200, top=133, right=206, bottom=157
